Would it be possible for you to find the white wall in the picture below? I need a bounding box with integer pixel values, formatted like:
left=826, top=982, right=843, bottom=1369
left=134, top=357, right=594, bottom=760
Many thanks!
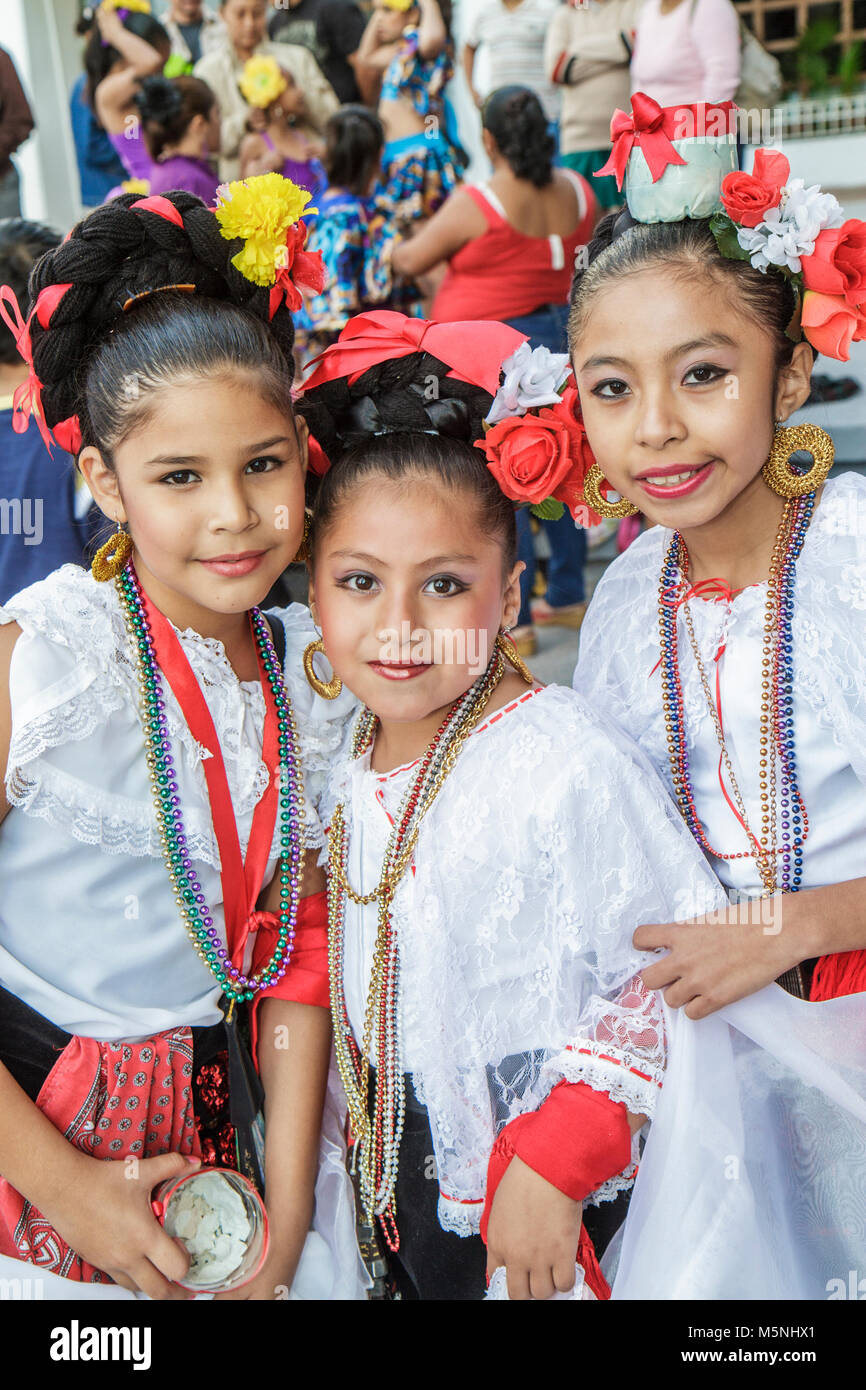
left=4, top=0, right=83, bottom=230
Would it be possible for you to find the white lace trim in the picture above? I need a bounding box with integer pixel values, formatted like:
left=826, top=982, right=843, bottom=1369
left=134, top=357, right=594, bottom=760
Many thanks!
left=588, top=1160, right=639, bottom=1207
left=548, top=1039, right=663, bottom=1120
left=437, top=1192, right=483, bottom=1237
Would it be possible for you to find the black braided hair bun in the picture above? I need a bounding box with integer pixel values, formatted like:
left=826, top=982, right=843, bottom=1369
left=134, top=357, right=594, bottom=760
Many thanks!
left=298, top=352, right=517, bottom=567
left=482, top=86, right=555, bottom=189
left=27, top=189, right=296, bottom=457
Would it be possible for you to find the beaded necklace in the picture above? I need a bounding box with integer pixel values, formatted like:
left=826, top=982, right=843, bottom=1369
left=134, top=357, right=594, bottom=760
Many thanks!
left=658, top=493, right=814, bottom=897
left=115, top=560, right=305, bottom=1011
left=327, top=649, right=505, bottom=1250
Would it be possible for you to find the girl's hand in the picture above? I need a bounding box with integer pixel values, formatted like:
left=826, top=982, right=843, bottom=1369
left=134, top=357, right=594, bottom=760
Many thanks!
left=635, top=898, right=798, bottom=1017
left=42, top=1150, right=201, bottom=1300
left=485, top=1155, right=583, bottom=1300
left=245, top=106, right=268, bottom=134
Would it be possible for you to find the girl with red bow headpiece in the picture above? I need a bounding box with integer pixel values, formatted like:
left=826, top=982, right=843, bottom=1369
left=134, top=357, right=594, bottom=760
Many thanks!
left=296, top=308, right=731, bottom=1299
left=569, top=96, right=866, bottom=1296
left=0, top=177, right=365, bottom=1301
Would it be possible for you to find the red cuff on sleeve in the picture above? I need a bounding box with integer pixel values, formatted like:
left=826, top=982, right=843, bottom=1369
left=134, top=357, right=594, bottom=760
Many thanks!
left=481, top=1082, right=633, bottom=1300
left=249, top=889, right=330, bottom=1061
left=551, top=50, right=569, bottom=83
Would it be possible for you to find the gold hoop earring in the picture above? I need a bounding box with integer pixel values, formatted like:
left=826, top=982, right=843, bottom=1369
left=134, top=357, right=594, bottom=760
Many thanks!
left=762, top=423, right=834, bottom=498
left=293, top=509, right=312, bottom=564
left=303, top=637, right=342, bottom=700
left=583, top=463, right=639, bottom=519
left=496, top=631, right=535, bottom=685
left=92, top=522, right=133, bottom=582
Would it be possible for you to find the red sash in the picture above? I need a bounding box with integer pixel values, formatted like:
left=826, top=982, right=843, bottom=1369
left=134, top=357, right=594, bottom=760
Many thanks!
left=137, top=581, right=282, bottom=969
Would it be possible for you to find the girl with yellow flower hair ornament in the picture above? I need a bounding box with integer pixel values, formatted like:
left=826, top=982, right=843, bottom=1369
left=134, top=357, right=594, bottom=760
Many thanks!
left=0, top=176, right=365, bottom=1301
left=568, top=98, right=866, bottom=1296
left=237, top=56, right=327, bottom=211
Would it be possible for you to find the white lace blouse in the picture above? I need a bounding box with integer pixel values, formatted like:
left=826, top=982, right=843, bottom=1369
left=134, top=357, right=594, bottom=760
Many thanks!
left=319, top=682, right=727, bottom=1234
left=573, top=470, right=866, bottom=899
left=0, top=564, right=358, bottom=1041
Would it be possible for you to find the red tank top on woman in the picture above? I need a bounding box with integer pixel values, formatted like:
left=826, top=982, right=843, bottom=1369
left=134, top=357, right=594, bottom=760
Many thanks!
left=431, top=171, right=598, bottom=323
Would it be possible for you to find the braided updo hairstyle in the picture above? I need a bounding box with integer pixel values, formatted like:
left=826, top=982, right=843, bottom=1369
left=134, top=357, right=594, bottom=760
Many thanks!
left=27, top=190, right=297, bottom=465
left=482, top=87, right=556, bottom=190
left=297, top=353, right=517, bottom=568
left=569, top=209, right=813, bottom=375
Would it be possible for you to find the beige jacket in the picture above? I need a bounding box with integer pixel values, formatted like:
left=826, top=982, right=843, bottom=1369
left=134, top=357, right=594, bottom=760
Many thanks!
left=544, top=0, right=644, bottom=153
left=194, top=40, right=339, bottom=182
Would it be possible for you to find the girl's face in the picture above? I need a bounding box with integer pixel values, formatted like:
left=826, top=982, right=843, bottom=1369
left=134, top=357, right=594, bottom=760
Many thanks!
left=309, top=475, right=522, bottom=727
left=221, top=0, right=267, bottom=54
left=572, top=269, right=814, bottom=533
left=373, top=0, right=413, bottom=44
left=81, top=372, right=307, bottom=632
left=276, top=73, right=304, bottom=119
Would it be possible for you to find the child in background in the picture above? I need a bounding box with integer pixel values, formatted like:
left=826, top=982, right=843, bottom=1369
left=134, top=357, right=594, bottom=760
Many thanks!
left=356, top=0, right=462, bottom=232
left=0, top=220, right=100, bottom=603
left=134, top=75, right=221, bottom=203
left=297, top=310, right=729, bottom=1300
left=238, top=57, right=326, bottom=207
left=294, top=107, right=397, bottom=366
left=0, top=178, right=363, bottom=1301
left=87, top=3, right=171, bottom=184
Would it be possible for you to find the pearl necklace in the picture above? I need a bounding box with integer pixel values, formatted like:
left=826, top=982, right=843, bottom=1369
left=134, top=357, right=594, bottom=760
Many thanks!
left=115, top=561, right=305, bottom=1008
left=327, top=650, right=505, bottom=1250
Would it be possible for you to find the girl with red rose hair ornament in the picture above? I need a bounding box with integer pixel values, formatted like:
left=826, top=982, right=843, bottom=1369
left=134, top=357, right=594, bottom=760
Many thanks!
left=296, top=308, right=731, bottom=1299
left=566, top=96, right=866, bottom=1296
left=0, top=175, right=367, bottom=1300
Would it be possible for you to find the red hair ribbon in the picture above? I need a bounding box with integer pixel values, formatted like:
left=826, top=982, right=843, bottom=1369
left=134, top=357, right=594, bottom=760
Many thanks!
left=0, top=285, right=55, bottom=453
left=306, top=431, right=331, bottom=476
left=130, top=194, right=185, bottom=228
left=301, top=310, right=527, bottom=398
left=268, top=222, right=326, bottom=321
left=595, top=95, right=737, bottom=192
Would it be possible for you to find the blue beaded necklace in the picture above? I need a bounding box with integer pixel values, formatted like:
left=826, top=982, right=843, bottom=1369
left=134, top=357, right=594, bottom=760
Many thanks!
left=115, top=560, right=305, bottom=1007
left=658, top=493, right=813, bottom=895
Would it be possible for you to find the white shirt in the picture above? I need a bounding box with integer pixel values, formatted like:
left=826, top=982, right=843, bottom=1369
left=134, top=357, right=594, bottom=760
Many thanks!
left=0, top=564, right=356, bottom=1040
left=464, top=0, right=561, bottom=121
left=574, top=471, right=866, bottom=900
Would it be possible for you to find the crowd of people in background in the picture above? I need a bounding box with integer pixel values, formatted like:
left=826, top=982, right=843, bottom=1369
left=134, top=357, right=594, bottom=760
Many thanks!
left=0, top=0, right=753, bottom=627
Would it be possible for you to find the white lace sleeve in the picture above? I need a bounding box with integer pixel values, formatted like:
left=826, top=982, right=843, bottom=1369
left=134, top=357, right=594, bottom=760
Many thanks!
left=543, top=971, right=667, bottom=1204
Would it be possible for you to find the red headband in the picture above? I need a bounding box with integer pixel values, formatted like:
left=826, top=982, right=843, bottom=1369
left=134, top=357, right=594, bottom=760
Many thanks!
left=301, top=310, right=527, bottom=397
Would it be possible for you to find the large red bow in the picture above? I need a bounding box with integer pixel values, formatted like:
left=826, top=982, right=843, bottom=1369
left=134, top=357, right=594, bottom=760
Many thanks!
left=301, top=310, right=527, bottom=397
left=595, top=92, right=689, bottom=191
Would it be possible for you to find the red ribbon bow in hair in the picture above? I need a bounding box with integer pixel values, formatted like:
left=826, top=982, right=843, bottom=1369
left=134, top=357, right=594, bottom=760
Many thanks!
left=301, top=310, right=527, bottom=398
left=0, top=282, right=81, bottom=456
left=0, top=286, right=54, bottom=453
left=595, top=92, right=688, bottom=192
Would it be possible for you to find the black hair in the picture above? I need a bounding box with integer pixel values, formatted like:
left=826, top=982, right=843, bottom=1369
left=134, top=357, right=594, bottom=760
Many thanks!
left=569, top=210, right=814, bottom=374
left=297, top=354, right=517, bottom=568
left=0, top=219, right=62, bottom=365
left=482, top=86, right=556, bottom=189
left=84, top=13, right=172, bottom=108
left=26, top=190, right=296, bottom=463
left=322, top=106, right=384, bottom=198
left=134, top=75, right=216, bottom=161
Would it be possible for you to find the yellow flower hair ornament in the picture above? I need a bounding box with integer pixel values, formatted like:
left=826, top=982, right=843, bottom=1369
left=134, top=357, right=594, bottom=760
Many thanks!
left=214, top=173, right=326, bottom=318
left=381, top=0, right=415, bottom=10
left=99, top=0, right=152, bottom=15
left=239, top=56, right=288, bottom=109
left=121, top=178, right=151, bottom=197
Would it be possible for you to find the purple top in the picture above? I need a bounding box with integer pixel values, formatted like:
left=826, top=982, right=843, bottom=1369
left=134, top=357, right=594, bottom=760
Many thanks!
left=108, top=126, right=153, bottom=181
left=149, top=154, right=221, bottom=205
left=260, top=131, right=325, bottom=202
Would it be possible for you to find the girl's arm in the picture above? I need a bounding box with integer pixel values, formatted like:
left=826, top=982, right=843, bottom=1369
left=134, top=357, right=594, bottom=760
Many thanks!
left=93, top=7, right=165, bottom=132
left=416, top=0, right=447, bottom=59
left=390, top=187, right=484, bottom=278
left=0, top=1059, right=200, bottom=1298
left=356, top=14, right=403, bottom=73
left=238, top=132, right=278, bottom=180
left=636, top=878, right=866, bottom=1016
left=462, top=41, right=481, bottom=107
left=215, top=858, right=332, bottom=1299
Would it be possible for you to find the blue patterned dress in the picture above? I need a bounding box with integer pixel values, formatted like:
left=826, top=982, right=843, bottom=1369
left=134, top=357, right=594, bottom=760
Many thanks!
left=376, top=27, right=462, bottom=229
